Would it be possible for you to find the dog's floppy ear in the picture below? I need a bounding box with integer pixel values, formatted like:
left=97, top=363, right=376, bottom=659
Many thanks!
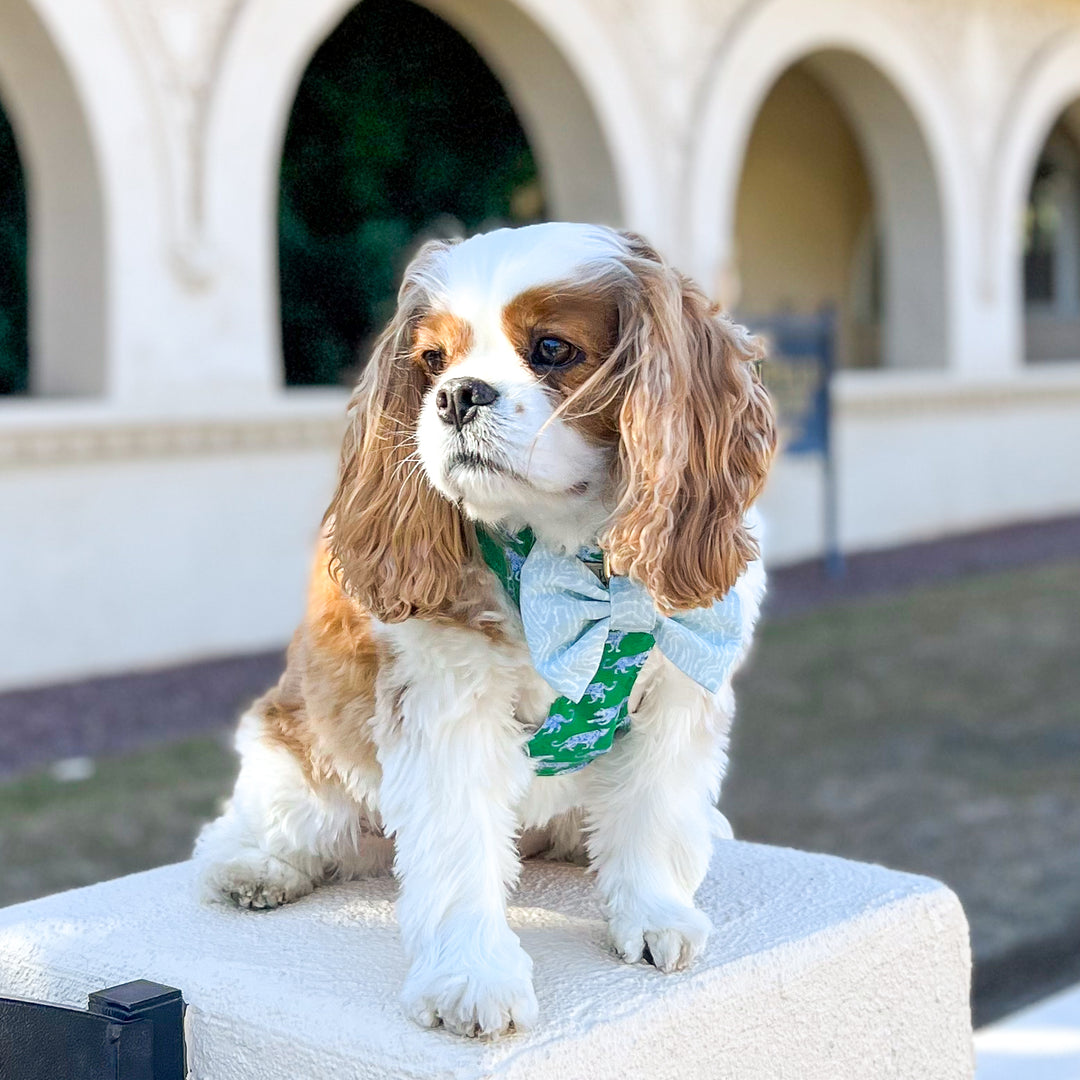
left=601, top=235, right=777, bottom=613
left=324, top=241, right=468, bottom=622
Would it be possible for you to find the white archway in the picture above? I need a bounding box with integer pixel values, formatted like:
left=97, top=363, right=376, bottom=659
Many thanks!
left=0, top=0, right=105, bottom=395
left=686, top=0, right=965, bottom=371
left=206, top=0, right=655, bottom=390
left=991, top=29, right=1080, bottom=366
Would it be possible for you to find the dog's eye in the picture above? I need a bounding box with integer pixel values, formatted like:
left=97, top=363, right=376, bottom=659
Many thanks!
left=420, top=348, right=445, bottom=374
left=530, top=336, right=582, bottom=371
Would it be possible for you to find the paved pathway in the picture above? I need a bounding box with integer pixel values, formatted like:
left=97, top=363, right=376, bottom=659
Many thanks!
left=0, top=651, right=282, bottom=779
left=976, top=981, right=1080, bottom=1078
left=766, top=513, right=1080, bottom=619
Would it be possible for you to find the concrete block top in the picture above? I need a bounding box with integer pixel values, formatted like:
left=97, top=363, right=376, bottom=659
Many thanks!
left=0, top=842, right=973, bottom=1080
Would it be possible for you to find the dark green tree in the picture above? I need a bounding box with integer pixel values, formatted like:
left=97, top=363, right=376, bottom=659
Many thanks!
left=278, top=0, right=543, bottom=386
left=0, top=101, right=27, bottom=395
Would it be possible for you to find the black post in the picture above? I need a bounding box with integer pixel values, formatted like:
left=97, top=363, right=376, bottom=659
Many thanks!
left=820, top=309, right=845, bottom=579
left=89, top=981, right=186, bottom=1080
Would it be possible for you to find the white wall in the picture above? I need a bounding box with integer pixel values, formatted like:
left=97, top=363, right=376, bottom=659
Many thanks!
left=0, top=396, right=345, bottom=687
left=760, top=365, right=1080, bottom=563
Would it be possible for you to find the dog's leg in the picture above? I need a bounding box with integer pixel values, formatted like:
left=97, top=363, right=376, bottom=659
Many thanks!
left=583, top=663, right=735, bottom=973
left=375, top=628, right=537, bottom=1038
left=194, top=713, right=325, bottom=908
left=195, top=712, right=391, bottom=908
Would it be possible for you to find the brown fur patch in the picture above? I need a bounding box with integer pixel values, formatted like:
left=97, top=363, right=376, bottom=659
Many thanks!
left=501, top=284, right=622, bottom=444
left=299, top=542, right=383, bottom=779
left=252, top=540, right=518, bottom=804
left=256, top=542, right=382, bottom=790
left=254, top=652, right=320, bottom=785
left=600, top=241, right=778, bottom=612
left=324, top=244, right=471, bottom=624
left=412, top=311, right=474, bottom=376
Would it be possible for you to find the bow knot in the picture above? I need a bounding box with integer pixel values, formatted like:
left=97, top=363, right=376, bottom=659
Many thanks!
left=519, top=544, right=745, bottom=702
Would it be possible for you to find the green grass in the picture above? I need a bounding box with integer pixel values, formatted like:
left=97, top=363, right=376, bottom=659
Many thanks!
left=0, top=735, right=237, bottom=906
left=1, top=559, right=1078, bottom=991
left=726, top=558, right=1080, bottom=969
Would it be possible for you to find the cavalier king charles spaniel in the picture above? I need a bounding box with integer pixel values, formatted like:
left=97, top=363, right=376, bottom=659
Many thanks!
left=195, top=222, right=776, bottom=1038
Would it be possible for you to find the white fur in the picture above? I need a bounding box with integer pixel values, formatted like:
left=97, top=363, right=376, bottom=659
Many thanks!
left=373, top=618, right=541, bottom=1035
left=416, top=223, right=633, bottom=551
left=195, top=713, right=393, bottom=908
left=433, top=222, right=631, bottom=319
left=195, top=222, right=767, bottom=1039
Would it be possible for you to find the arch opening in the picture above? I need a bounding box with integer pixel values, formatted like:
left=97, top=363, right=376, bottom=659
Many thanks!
left=278, top=0, right=544, bottom=387
left=0, top=95, right=27, bottom=394
left=278, top=0, right=624, bottom=388
left=1023, top=100, right=1080, bottom=363
left=730, top=49, right=948, bottom=370
left=0, top=0, right=105, bottom=397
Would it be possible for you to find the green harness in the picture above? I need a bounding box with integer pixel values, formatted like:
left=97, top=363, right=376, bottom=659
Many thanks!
left=477, top=527, right=655, bottom=776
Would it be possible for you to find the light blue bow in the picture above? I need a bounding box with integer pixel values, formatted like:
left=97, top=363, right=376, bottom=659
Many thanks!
left=519, top=543, right=746, bottom=702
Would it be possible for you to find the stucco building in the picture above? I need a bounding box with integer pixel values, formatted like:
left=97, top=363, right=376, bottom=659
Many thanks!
left=1, top=0, right=1078, bottom=687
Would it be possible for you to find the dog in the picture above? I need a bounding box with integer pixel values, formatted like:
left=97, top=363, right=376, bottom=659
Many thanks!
left=195, top=222, right=776, bottom=1038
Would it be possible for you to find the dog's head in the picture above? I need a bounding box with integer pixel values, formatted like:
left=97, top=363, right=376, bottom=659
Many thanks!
left=326, top=223, right=776, bottom=622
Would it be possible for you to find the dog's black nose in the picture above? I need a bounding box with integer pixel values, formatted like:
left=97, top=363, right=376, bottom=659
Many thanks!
left=436, top=378, right=499, bottom=430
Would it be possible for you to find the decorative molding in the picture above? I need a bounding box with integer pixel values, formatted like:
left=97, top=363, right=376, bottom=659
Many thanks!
left=0, top=410, right=346, bottom=470
left=108, top=0, right=248, bottom=287
left=834, top=364, right=1080, bottom=416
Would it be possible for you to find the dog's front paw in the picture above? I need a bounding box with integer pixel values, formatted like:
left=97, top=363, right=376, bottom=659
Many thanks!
left=198, top=851, right=315, bottom=910
left=608, top=897, right=711, bottom=973
left=402, top=936, right=538, bottom=1038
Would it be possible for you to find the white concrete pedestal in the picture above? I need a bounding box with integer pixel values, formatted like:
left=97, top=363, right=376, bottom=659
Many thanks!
left=0, top=842, right=973, bottom=1079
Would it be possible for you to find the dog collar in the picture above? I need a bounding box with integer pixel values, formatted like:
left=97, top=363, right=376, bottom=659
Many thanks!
left=477, top=526, right=746, bottom=776
left=477, top=525, right=653, bottom=776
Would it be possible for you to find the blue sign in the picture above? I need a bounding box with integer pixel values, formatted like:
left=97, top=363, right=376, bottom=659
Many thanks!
left=745, top=309, right=843, bottom=577
left=748, top=310, right=833, bottom=456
